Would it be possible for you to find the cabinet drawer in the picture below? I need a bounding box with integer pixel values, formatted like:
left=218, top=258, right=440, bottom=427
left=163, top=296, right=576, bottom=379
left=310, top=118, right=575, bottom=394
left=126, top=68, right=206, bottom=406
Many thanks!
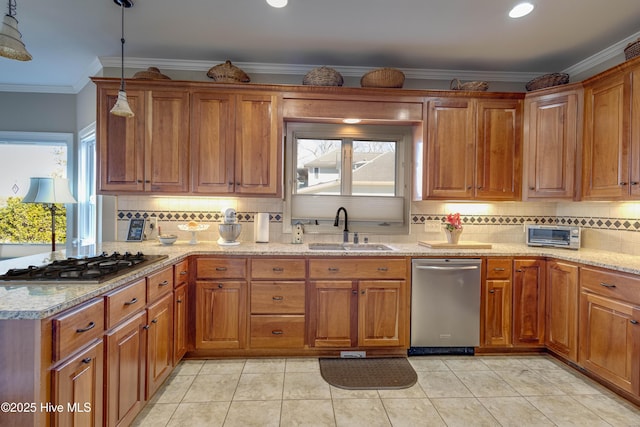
left=486, top=258, right=512, bottom=279
left=104, top=278, right=146, bottom=329
left=250, top=315, right=305, bottom=348
left=580, top=267, right=640, bottom=305
left=308, top=258, right=406, bottom=279
left=174, top=259, right=189, bottom=288
left=147, top=266, right=174, bottom=302
left=52, top=298, right=105, bottom=362
left=196, top=257, right=247, bottom=279
left=251, top=282, right=305, bottom=314
left=251, top=258, right=306, bottom=279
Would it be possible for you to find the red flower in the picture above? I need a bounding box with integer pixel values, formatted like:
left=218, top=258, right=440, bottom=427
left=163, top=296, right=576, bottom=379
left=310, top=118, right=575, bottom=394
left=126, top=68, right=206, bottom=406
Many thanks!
left=444, top=213, right=462, bottom=231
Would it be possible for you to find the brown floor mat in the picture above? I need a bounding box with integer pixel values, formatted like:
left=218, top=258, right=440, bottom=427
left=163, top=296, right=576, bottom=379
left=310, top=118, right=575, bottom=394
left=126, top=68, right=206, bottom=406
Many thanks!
left=319, top=357, right=417, bottom=390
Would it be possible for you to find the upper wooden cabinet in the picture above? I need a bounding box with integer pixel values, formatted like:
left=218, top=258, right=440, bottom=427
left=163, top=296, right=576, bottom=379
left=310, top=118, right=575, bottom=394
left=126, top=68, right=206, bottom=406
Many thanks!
left=421, top=97, right=522, bottom=200
left=95, top=79, right=282, bottom=197
left=582, top=60, right=640, bottom=200
left=523, top=85, right=583, bottom=200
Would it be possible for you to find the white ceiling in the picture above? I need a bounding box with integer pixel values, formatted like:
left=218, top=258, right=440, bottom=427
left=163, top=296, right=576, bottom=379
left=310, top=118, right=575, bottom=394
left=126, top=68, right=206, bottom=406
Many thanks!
left=1, top=0, right=640, bottom=93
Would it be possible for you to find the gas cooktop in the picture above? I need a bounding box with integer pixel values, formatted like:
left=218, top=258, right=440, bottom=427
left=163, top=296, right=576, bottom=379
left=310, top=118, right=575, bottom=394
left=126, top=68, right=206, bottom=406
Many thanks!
left=0, top=252, right=168, bottom=283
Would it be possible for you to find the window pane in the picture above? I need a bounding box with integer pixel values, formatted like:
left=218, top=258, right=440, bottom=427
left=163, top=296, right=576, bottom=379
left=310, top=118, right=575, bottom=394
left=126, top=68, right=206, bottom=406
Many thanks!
left=352, top=140, right=396, bottom=196
left=296, top=139, right=342, bottom=195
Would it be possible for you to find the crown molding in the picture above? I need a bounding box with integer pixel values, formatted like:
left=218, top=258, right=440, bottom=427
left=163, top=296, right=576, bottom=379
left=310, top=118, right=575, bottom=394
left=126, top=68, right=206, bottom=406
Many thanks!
left=563, top=30, right=640, bottom=76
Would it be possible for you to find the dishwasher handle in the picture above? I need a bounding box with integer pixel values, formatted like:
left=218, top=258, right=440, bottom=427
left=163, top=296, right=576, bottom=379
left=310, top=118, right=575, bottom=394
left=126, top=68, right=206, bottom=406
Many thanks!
left=415, top=265, right=479, bottom=271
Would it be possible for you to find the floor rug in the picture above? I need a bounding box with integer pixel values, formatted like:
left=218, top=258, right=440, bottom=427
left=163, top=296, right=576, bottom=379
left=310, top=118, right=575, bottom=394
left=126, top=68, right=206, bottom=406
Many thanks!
left=319, top=357, right=417, bottom=390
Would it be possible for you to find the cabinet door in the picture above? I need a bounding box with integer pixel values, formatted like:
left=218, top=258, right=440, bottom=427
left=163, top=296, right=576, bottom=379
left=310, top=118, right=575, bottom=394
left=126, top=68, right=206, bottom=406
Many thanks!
left=357, top=280, right=405, bottom=347
left=579, top=292, right=640, bottom=394
left=309, top=280, right=356, bottom=347
left=146, top=90, right=190, bottom=193
left=524, top=91, right=579, bottom=199
left=195, top=281, right=247, bottom=349
left=191, top=91, right=235, bottom=194
left=546, top=261, right=578, bottom=361
left=234, top=93, right=281, bottom=196
left=424, top=98, right=475, bottom=199
left=146, top=292, right=173, bottom=398
left=631, top=68, right=640, bottom=197
left=483, top=279, right=512, bottom=347
left=475, top=99, right=522, bottom=200
left=51, top=339, right=104, bottom=427
left=173, top=283, right=188, bottom=364
left=582, top=72, right=630, bottom=199
left=105, top=311, right=146, bottom=427
left=98, top=88, right=145, bottom=192
left=513, top=260, right=545, bottom=346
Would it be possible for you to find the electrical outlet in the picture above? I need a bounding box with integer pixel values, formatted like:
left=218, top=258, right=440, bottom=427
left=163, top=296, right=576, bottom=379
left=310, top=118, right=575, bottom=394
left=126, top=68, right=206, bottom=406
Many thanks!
left=424, top=220, right=442, bottom=232
left=146, top=217, right=158, bottom=239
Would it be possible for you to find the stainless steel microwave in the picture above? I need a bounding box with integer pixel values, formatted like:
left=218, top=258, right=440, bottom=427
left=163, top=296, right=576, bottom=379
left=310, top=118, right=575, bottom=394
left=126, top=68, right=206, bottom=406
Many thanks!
left=526, top=224, right=580, bottom=250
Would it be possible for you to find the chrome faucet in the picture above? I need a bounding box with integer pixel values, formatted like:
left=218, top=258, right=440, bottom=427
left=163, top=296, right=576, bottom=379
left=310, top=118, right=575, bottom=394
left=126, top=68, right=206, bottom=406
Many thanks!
left=334, top=206, right=349, bottom=243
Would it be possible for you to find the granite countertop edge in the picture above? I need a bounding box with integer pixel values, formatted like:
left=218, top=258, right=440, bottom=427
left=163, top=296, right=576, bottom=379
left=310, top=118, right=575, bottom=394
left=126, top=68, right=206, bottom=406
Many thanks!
left=1, top=241, right=637, bottom=320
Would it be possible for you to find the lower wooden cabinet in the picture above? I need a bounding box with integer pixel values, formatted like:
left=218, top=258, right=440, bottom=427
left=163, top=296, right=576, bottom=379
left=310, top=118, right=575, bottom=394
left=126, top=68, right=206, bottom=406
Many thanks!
left=146, top=292, right=173, bottom=398
left=51, top=339, right=104, bottom=427
left=309, top=280, right=355, bottom=347
left=105, top=311, right=146, bottom=427
left=482, top=258, right=512, bottom=347
left=513, top=259, right=545, bottom=347
left=195, top=280, right=247, bottom=349
left=357, top=280, right=405, bottom=347
left=173, top=283, right=188, bottom=363
left=546, top=261, right=579, bottom=361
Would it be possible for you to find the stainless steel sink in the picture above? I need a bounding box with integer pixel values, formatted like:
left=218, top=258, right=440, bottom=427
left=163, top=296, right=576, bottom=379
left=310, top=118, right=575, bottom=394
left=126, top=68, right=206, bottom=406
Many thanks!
left=307, top=243, right=394, bottom=251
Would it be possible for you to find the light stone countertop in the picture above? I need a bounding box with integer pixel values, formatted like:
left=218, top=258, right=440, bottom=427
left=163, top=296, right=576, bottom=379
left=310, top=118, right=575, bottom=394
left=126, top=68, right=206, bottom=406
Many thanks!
left=1, top=240, right=638, bottom=320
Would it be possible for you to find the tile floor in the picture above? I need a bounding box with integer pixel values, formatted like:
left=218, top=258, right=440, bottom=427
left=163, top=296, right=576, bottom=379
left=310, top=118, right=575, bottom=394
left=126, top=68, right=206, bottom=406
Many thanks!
left=132, top=355, right=640, bottom=427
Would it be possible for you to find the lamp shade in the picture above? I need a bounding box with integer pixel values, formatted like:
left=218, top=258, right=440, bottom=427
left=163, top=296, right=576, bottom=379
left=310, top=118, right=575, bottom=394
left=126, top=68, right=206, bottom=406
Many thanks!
left=22, top=177, right=77, bottom=204
left=0, top=13, right=32, bottom=61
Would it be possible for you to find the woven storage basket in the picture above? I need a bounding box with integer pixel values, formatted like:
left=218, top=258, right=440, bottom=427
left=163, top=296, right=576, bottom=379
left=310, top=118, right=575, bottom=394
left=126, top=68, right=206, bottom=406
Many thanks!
left=207, top=60, right=250, bottom=83
left=450, top=78, right=489, bottom=91
left=133, top=67, right=171, bottom=80
left=525, top=73, right=570, bottom=91
left=303, top=66, right=344, bottom=86
left=360, top=68, right=405, bottom=88
left=624, top=38, right=640, bottom=60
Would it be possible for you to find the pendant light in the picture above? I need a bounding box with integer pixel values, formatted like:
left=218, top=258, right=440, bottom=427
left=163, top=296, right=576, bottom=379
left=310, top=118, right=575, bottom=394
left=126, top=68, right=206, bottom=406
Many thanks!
left=0, top=0, right=32, bottom=61
left=110, top=0, right=135, bottom=118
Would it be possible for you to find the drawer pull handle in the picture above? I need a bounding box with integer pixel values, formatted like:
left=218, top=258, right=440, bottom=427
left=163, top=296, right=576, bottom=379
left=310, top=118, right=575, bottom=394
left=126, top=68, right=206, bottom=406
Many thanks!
left=631, top=320, right=639, bottom=325
left=82, top=357, right=92, bottom=364
left=124, top=297, right=138, bottom=306
left=271, top=330, right=284, bottom=335
left=151, top=319, right=158, bottom=324
left=216, top=267, right=228, bottom=271
left=177, top=299, right=183, bottom=303
left=328, top=267, right=340, bottom=272
left=76, top=322, right=95, bottom=333
left=493, top=268, right=505, bottom=271
left=272, top=296, right=284, bottom=301
left=516, top=269, right=523, bottom=273
left=273, top=267, right=284, bottom=272
left=378, top=267, right=388, bottom=272
left=599, top=282, right=616, bottom=289
left=159, top=280, right=169, bottom=287
left=179, top=271, right=188, bottom=276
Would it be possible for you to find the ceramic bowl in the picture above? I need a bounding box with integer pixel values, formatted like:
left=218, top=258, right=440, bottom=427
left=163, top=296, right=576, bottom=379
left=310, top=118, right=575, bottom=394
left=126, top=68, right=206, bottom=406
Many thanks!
left=158, top=234, right=178, bottom=245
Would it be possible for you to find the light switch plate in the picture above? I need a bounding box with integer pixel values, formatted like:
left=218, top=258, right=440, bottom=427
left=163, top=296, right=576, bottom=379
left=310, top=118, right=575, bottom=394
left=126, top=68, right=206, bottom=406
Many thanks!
left=424, top=220, right=441, bottom=232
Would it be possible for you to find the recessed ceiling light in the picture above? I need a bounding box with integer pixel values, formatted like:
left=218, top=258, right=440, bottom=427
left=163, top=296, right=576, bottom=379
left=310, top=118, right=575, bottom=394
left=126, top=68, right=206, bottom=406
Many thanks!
left=343, top=118, right=361, bottom=124
left=509, top=2, right=534, bottom=18
left=266, top=0, right=288, bottom=8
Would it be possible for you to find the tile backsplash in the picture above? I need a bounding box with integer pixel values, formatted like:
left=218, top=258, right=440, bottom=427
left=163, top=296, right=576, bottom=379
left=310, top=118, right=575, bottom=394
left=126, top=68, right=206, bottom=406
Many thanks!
left=115, top=196, right=640, bottom=255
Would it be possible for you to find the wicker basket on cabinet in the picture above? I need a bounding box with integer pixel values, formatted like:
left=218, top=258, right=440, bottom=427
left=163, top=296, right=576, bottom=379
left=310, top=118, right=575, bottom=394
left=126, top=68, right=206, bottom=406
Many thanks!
left=450, top=78, right=489, bottom=91
left=360, top=68, right=405, bottom=88
left=206, top=60, right=250, bottom=83
left=525, top=73, right=570, bottom=91
left=624, top=38, right=640, bottom=60
left=303, top=66, right=344, bottom=86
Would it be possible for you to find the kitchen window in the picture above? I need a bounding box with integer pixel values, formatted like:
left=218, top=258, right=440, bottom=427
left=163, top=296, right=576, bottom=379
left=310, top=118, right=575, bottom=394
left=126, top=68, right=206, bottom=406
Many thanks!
left=285, top=123, right=411, bottom=235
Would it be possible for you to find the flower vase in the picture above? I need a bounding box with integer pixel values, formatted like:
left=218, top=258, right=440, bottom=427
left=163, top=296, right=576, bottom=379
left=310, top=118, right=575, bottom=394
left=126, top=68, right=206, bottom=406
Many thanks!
left=444, top=228, right=463, bottom=244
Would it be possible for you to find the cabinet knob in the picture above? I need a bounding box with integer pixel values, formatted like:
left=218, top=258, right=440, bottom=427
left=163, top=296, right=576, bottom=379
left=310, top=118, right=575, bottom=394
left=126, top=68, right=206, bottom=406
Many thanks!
left=529, top=186, right=535, bottom=190
left=151, top=318, right=158, bottom=324
left=489, top=289, right=495, bottom=294
left=516, top=269, right=523, bottom=272
left=477, top=186, right=484, bottom=190
left=81, top=358, right=92, bottom=364
left=218, top=283, right=223, bottom=288
left=215, top=267, right=228, bottom=271
left=352, top=290, right=358, bottom=295
left=632, top=182, right=639, bottom=186
left=493, top=267, right=505, bottom=271
left=620, top=182, right=628, bottom=186
left=630, top=320, right=638, bottom=325
left=143, top=325, right=150, bottom=330
left=377, top=267, right=388, bottom=272
left=176, top=299, right=183, bottom=303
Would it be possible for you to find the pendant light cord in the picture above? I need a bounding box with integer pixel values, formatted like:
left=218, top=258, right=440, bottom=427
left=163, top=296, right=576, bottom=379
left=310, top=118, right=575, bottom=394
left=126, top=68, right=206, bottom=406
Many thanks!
left=119, top=2, right=126, bottom=92
left=7, top=0, right=16, bottom=17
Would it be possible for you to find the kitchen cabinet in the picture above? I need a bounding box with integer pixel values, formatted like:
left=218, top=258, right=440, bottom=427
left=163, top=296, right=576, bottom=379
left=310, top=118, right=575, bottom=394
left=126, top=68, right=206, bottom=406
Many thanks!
left=482, top=258, right=512, bottom=347
left=308, top=258, right=408, bottom=348
left=523, top=85, right=582, bottom=199
left=173, top=259, right=189, bottom=364
left=422, top=97, right=522, bottom=200
left=195, top=257, right=248, bottom=349
left=582, top=63, right=640, bottom=199
left=579, top=266, right=640, bottom=395
left=145, top=291, right=173, bottom=398
left=249, top=258, right=306, bottom=348
left=97, top=85, right=190, bottom=193
left=545, top=260, right=579, bottom=362
left=512, top=259, right=545, bottom=347
left=191, top=91, right=282, bottom=196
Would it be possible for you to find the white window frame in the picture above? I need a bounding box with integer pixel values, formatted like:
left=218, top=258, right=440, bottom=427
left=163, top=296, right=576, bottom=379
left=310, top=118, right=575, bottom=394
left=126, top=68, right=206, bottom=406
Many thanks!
left=284, top=123, right=411, bottom=235
left=78, top=124, right=97, bottom=247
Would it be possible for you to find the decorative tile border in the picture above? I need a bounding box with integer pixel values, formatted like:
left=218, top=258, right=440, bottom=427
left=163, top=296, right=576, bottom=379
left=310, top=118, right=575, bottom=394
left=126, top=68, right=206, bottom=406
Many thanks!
left=117, top=210, right=639, bottom=232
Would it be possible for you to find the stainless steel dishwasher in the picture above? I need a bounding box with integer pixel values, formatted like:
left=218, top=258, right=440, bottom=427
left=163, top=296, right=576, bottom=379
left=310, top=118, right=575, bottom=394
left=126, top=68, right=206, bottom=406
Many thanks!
left=409, top=258, right=481, bottom=355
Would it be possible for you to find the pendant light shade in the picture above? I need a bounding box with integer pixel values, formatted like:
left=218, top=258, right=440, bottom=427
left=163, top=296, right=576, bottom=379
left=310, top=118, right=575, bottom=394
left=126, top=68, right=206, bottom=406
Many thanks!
left=110, top=0, right=134, bottom=118
left=0, top=0, right=31, bottom=61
